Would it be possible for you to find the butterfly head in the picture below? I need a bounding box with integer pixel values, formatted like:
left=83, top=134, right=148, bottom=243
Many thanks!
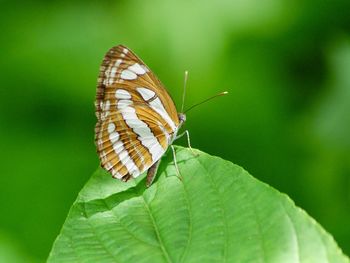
left=178, top=113, right=186, bottom=125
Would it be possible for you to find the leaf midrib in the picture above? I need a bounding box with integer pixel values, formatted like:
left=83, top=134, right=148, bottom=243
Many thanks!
left=197, top=157, right=229, bottom=263
left=142, top=196, right=173, bottom=263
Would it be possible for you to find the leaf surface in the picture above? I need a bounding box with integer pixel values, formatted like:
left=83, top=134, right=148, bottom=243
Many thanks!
left=48, top=147, right=349, bottom=263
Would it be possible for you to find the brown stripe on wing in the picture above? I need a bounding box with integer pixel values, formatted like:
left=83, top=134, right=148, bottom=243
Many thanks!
left=115, top=45, right=180, bottom=127
left=110, top=110, right=153, bottom=172
left=96, top=45, right=178, bottom=138
left=101, top=84, right=173, bottom=148
left=133, top=107, right=169, bottom=150
left=97, top=111, right=154, bottom=177
left=133, top=102, right=174, bottom=136
left=95, top=45, right=131, bottom=141
left=97, top=121, right=128, bottom=178
left=101, top=113, right=167, bottom=178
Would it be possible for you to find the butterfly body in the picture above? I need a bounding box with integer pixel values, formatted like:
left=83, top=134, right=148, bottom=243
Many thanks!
left=95, top=45, right=185, bottom=184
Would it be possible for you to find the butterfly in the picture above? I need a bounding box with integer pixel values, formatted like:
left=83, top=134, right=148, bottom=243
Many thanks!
left=95, top=45, right=190, bottom=186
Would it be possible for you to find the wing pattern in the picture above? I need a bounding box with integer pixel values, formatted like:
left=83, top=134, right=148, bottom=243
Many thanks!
left=95, top=45, right=180, bottom=181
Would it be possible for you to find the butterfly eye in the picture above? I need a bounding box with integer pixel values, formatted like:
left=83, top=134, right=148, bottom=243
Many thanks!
left=178, top=113, right=186, bottom=122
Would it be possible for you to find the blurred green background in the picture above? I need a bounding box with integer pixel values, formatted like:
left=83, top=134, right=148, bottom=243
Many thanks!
left=1, top=0, right=350, bottom=261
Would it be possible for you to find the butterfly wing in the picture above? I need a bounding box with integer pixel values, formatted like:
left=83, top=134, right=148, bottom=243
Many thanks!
left=95, top=45, right=179, bottom=181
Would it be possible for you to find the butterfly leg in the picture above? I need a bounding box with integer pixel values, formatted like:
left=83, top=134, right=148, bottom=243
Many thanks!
left=170, top=145, right=182, bottom=181
left=146, top=159, right=161, bottom=187
left=176, top=130, right=198, bottom=156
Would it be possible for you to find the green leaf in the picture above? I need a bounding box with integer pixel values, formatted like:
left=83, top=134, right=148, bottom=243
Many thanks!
left=48, top=146, right=349, bottom=263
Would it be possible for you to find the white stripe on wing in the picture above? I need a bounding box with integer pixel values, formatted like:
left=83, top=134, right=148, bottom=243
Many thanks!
left=136, top=87, right=177, bottom=132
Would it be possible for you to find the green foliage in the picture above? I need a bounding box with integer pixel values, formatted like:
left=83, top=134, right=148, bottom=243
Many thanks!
left=48, top=147, right=348, bottom=263
left=2, top=2, right=350, bottom=260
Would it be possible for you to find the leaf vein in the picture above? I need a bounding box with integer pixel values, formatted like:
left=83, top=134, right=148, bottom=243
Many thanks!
left=82, top=202, right=121, bottom=262
left=101, top=198, right=160, bottom=248
left=196, top=157, right=228, bottom=263
left=142, top=196, right=173, bottom=263
left=178, top=178, right=193, bottom=263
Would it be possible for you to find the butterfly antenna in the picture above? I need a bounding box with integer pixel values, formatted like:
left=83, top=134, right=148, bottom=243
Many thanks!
left=184, top=91, right=228, bottom=113
left=181, top=70, right=189, bottom=113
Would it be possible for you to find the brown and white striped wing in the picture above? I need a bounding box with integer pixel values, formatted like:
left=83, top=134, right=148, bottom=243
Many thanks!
left=95, top=45, right=179, bottom=181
